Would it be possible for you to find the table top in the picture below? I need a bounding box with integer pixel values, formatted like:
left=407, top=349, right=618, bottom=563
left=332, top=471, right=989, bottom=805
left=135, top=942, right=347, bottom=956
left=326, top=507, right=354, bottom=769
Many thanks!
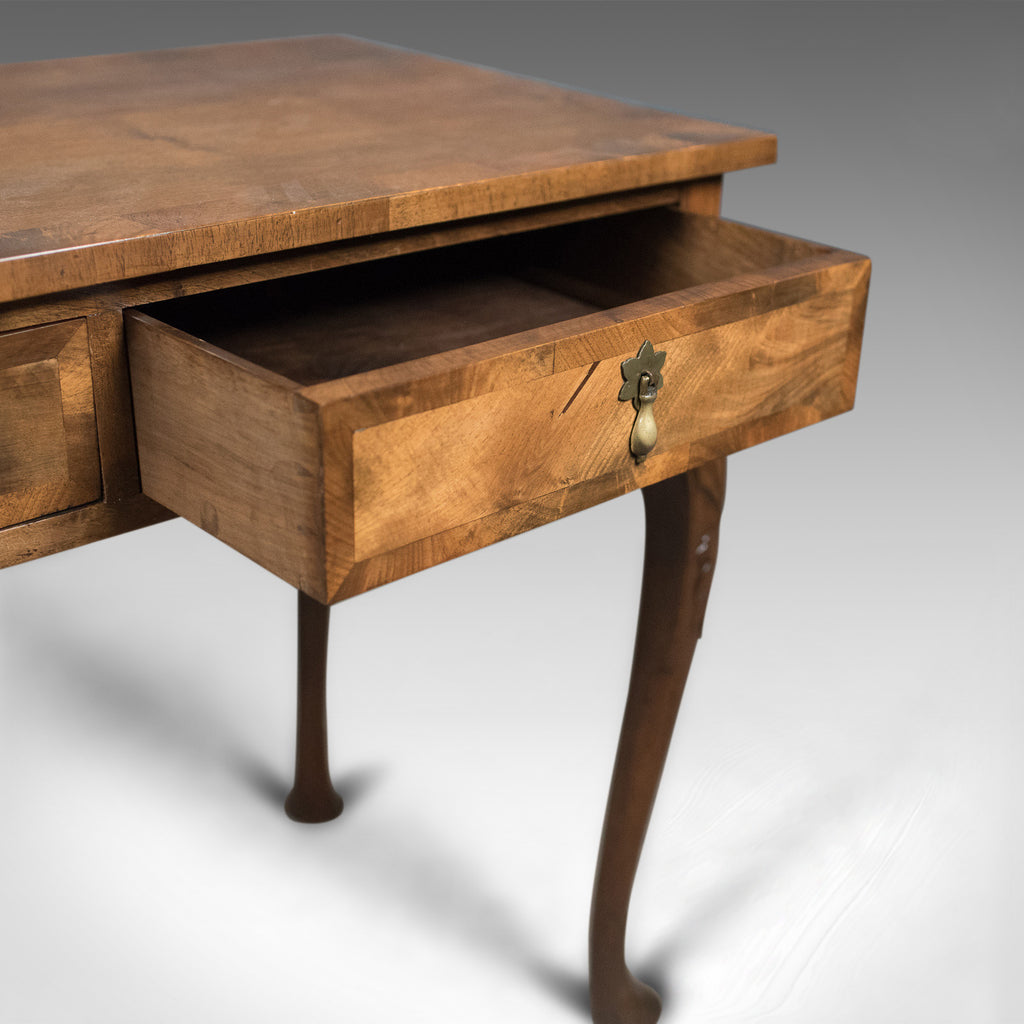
left=0, top=35, right=776, bottom=304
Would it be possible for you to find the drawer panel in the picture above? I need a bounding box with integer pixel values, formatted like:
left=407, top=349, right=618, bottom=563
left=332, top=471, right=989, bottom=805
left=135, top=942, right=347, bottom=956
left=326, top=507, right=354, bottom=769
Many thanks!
left=0, top=319, right=102, bottom=529
left=351, top=289, right=856, bottom=560
left=125, top=208, right=869, bottom=603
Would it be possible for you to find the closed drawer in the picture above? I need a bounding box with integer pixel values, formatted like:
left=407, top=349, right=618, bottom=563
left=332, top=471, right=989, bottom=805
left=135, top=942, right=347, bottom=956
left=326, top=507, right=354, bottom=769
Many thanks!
left=125, top=208, right=869, bottom=603
left=0, top=319, right=102, bottom=530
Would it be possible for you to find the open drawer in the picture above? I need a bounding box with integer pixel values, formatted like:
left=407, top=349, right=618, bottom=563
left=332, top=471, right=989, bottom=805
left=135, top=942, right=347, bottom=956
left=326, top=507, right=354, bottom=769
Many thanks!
left=125, top=208, right=869, bottom=603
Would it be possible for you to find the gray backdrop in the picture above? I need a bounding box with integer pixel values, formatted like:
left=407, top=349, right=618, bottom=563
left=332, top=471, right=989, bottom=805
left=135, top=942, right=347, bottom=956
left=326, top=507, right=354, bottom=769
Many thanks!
left=1, top=4, right=1021, bottom=1023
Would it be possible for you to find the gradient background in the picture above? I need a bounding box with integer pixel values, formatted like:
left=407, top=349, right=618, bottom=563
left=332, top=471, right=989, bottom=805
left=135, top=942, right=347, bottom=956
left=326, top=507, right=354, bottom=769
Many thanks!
left=1, top=3, right=1021, bottom=1022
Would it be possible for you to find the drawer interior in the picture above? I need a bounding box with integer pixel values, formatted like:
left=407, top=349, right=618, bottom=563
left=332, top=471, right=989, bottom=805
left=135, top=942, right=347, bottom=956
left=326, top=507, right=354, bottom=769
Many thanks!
left=127, top=205, right=866, bottom=603
left=138, top=208, right=831, bottom=386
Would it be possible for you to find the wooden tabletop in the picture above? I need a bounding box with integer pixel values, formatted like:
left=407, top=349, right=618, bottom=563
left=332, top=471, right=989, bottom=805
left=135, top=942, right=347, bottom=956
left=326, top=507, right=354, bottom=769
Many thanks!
left=0, top=35, right=776, bottom=303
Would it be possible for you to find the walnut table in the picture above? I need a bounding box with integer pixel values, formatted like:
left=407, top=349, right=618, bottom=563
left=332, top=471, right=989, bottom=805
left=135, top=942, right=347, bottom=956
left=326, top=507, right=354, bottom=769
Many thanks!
left=0, top=37, right=869, bottom=1024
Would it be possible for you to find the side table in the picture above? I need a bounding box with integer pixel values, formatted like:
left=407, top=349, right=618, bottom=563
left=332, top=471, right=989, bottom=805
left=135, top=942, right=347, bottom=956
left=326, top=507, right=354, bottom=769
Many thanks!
left=0, top=36, right=869, bottom=1023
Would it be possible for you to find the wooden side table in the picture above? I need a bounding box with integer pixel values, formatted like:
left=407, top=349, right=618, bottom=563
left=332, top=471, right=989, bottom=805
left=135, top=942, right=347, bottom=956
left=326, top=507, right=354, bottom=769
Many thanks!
left=0, top=37, right=869, bottom=1023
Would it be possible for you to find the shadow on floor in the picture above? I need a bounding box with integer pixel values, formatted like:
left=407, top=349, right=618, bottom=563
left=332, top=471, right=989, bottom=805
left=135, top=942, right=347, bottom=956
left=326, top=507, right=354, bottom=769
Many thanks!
left=2, top=584, right=847, bottom=1021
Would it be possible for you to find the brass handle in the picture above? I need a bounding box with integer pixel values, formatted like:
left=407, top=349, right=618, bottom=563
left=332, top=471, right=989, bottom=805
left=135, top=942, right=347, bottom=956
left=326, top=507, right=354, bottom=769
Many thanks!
left=619, top=340, right=667, bottom=463
left=629, top=372, right=659, bottom=461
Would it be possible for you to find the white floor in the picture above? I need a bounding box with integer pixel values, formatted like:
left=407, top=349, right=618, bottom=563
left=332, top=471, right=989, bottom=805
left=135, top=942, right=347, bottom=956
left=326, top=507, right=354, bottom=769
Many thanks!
left=1, top=441, right=1019, bottom=1023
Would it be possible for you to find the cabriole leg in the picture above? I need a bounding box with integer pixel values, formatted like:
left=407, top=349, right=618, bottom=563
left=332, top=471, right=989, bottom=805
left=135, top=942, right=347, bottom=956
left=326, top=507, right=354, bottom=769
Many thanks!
left=589, top=459, right=726, bottom=1024
left=284, top=590, right=344, bottom=823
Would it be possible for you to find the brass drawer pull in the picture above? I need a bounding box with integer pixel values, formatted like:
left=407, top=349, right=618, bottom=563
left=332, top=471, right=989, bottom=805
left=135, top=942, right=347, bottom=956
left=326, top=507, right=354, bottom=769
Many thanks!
left=619, top=340, right=666, bottom=463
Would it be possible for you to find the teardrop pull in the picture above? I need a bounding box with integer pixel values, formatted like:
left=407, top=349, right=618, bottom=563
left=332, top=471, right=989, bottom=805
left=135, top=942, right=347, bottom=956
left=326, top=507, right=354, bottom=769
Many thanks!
left=618, top=340, right=667, bottom=463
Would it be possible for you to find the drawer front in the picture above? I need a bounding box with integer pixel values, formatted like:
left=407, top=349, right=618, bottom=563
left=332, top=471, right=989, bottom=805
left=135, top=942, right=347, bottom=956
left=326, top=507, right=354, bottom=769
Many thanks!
left=350, top=287, right=860, bottom=562
left=126, top=213, right=869, bottom=604
left=0, top=319, right=102, bottom=530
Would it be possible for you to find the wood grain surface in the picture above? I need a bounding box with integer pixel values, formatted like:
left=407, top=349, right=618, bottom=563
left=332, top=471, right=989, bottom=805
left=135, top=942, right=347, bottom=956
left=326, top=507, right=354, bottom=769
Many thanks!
left=126, top=209, right=868, bottom=603
left=590, top=460, right=727, bottom=1024
left=349, top=289, right=859, bottom=562
left=0, top=319, right=101, bottom=529
left=126, top=313, right=327, bottom=597
left=0, top=495, right=172, bottom=568
left=0, top=310, right=177, bottom=569
left=0, top=185, right=694, bottom=336
left=0, top=37, right=774, bottom=303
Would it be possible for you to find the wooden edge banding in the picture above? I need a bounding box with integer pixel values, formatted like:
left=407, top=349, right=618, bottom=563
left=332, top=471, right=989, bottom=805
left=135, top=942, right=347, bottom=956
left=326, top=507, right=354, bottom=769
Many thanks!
left=0, top=494, right=172, bottom=569
left=0, top=314, right=155, bottom=559
left=0, top=197, right=386, bottom=307
left=0, top=186, right=695, bottom=334
left=325, top=397, right=839, bottom=604
left=0, top=316, right=82, bottom=363
left=318, top=404, right=355, bottom=603
left=385, top=140, right=771, bottom=231
left=123, top=310, right=302, bottom=392
left=300, top=222, right=867, bottom=424
left=548, top=258, right=867, bottom=373
left=53, top=320, right=101, bottom=502
left=86, top=311, right=141, bottom=499
left=0, top=134, right=774, bottom=307
left=841, top=259, right=871, bottom=408
left=310, top=269, right=863, bottom=435
left=0, top=318, right=102, bottom=532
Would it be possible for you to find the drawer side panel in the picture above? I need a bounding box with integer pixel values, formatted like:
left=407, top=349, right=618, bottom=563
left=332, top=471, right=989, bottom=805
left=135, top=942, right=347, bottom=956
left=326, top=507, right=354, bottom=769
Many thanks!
left=126, top=312, right=327, bottom=599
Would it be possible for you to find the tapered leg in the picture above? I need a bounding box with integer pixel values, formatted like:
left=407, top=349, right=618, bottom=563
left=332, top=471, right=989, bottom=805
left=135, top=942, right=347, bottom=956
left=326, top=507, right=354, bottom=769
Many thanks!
left=284, top=590, right=344, bottom=823
left=589, top=459, right=726, bottom=1024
